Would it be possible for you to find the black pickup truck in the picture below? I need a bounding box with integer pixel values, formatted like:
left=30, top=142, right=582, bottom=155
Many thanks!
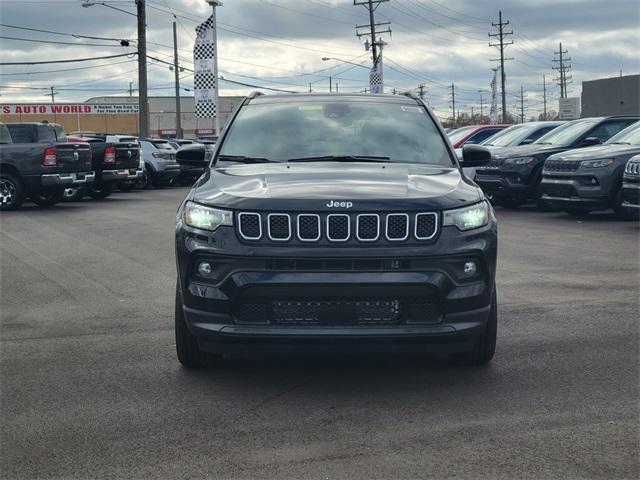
left=64, top=135, right=141, bottom=200
left=1, top=122, right=94, bottom=210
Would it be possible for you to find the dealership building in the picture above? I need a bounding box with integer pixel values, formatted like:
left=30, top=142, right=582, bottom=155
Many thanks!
left=0, top=95, right=244, bottom=138
left=581, top=74, right=640, bottom=117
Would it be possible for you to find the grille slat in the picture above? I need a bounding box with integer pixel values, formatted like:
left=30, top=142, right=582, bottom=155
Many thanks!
left=544, top=159, right=581, bottom=173
left=268, top=214, right=291, bottom=241
left=237, top=212, right=439, bottom=243
left=356, top=214, right=380, bottom=241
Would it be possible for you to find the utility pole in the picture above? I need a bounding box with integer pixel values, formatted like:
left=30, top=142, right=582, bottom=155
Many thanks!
left=309, top=83, right=312, bottom=93
left=335, top=82, right=338, bottom=92
left=450, top=83, right=456, bottom=127
left=418, top=83, right=426, bottom=101
left=515, top=86, right=527, bottom=123
left=136, top=0, right=149, bottom=137
left=129, top=81, right=134, bottom=98
left=354, top=0, right=391, bottom=93
left=489, top=10, right=513, bottom=124
left=172, top=22, right=182, bottom=138
left=553, top=42, right=572, bottom=98
left=543, top=80, right=547, bottom=120
left=479, top=92, right=484, bottom=118
left=329, top=76, right=332, bottom=92
left=47, top=86, right=57, bottom=103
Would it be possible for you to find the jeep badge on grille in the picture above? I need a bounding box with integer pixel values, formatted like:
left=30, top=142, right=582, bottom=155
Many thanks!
left=326, top=200, right=353, bottom=208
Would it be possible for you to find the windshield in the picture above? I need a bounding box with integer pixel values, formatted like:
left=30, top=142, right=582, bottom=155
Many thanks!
left=219, top=101, right=452, bottom=166
left=447, top=126, right=476, bottom=144
left=534, top=119, right=598, bottom=147
left=482, top=125, right=528, bottom=147
left=605, top=122, right=640, bottom=145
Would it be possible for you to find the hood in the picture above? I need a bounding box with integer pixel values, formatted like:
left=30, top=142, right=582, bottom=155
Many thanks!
left=491, top=143, right=564, bottom=159
left=547, top=144, right=640, bottom=161
left=192, top=162, right=482, bottom=211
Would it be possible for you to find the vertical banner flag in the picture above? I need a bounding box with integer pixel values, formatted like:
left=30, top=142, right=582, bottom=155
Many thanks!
left=194, top=15, right=217, bottom=118
left=489, top=68, right=498, bottom=125
left=369, top=56, right=383, bottom=94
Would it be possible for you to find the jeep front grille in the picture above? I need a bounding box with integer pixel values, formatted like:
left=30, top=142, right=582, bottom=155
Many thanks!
left=544, top=159, right=581, bottom=173
left=236, top=211, right=439, bottom=244
left=625, top=161, right=640, bottom=176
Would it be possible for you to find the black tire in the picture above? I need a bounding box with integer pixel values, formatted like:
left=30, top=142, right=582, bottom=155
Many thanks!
left=139, top=165, right=153, bottom=189
left=0, top=172, right=24, bottom=211
left=534, top=183, right=555, bottom=211
left=175, top=283, right=222, bottom=369
left=118, top=182, right=135, bottom=192
left=31, top=189, right=64, bottom=207
left=611, top=183, right=635, bottom=220
left=460, top=288, right=497, bottom=366
left=87, top=183, right=113, bottom=200
left=63, top=186, right=85, bottom=202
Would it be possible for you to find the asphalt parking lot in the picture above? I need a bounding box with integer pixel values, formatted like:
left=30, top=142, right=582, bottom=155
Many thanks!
left=1, top=188, right=638, bottom=479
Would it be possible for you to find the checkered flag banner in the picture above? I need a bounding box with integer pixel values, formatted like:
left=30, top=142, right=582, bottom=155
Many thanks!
left=194, top=15, right=217, bottom=118
left=369, top=57, right=383, bottom=94
left=489, top=68, right=499, bottom=125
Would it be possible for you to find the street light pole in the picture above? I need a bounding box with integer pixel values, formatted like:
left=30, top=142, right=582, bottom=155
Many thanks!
left=136, top=0, right=149, bottom=138
left=205, top=0, right=222, bottom=135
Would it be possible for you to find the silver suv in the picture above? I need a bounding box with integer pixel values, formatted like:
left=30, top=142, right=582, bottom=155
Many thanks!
left=139, top=138, right=180, bottom=188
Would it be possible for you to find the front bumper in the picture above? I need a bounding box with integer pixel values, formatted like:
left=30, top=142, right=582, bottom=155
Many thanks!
left=176, top=221, right=497, bottom=354
left=540, top=174, right=612, bottom=209
left=41, top=171, right=95, bottom=187
left=622, top=180, right=640, bottom=209
left=474, top=171, right=533, bottom=199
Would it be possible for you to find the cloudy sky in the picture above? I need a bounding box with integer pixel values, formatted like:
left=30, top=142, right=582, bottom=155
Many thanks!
left=0, top=0, right=638, bottom=120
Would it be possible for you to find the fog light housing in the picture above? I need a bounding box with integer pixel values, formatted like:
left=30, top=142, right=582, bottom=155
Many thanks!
left=463, top=261, right=477, bottom=277
left=197, top=261, right=213, bottom=276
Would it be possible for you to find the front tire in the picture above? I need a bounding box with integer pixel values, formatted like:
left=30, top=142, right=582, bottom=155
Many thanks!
left=31, top=189, right=64, bottom=207
left=0, top=173, right=24, bottom=210
left=175, top=284, right=222, bottom=369
left=461, top=288, right=497, bottom=366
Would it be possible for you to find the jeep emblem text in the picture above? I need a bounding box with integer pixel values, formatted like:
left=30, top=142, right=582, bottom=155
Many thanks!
left=326, top=200, right=353, bottom=208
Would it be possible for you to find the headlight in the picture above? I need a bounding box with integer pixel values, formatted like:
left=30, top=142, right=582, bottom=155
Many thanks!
left=182, top=201, right=233, bottom=231
left=503, top=156, right=535, bottom=165
left=443, top=201, right=490, bottom=231
left=581, top=158, right=614, bottom=168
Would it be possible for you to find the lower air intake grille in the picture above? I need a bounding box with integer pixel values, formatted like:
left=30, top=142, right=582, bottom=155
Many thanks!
left=273, top=299, right=401, bottom=325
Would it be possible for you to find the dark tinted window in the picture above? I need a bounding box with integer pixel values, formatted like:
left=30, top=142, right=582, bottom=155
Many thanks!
left=37, top=125, right=57, bottom=143
left=6, top=124, right=36, bottom=143
left=151, top=141, right=174, bottom=150
left=467, top=128, right=501, bottom=144
left=221, top=101, right=452, bottom=166
left=525, top=126, right=556, bottom=143
left=589, top=120, right=638, bottom=142
left=54, top=126, right=66, bottom=142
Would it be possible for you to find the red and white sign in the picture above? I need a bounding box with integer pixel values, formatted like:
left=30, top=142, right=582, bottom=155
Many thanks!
left=196, top=128, right=214, bottom=134
left=160, top=129, right=177, bottom=135
left=1, top=104, right=139, bottom=115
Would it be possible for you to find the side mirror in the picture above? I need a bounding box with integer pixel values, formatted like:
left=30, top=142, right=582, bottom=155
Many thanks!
left=520, top=138, right=534, bottom=145
left=176, top=143, right=208, bottom=167
left=581, top=136, right=602, bottom=147
left=460, top=144, right=492, bottom=167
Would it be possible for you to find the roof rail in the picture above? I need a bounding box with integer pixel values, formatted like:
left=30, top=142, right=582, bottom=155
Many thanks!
left=246, top=91, right=264, bottom=100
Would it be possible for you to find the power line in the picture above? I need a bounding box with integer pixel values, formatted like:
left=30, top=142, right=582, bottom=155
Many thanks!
left=0, top=58, right=138, bottom=76
left=0, top=35, right=132, bottom=47
left=0, top=23, right=134, bottom=42
left=0, top=52, right=137, bottom=66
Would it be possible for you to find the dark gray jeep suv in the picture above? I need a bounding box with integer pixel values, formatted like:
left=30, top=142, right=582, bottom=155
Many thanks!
left=174, top=93, right=497, bottom=368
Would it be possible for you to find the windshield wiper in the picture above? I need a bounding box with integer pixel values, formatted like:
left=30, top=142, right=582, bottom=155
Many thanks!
left=536, top=142, right=553, bottom=145
left=217, top=155, right=272, bottom=164
left=286, top=155, right=390, bottom=163
left=609, top=142, right=631, bottom=145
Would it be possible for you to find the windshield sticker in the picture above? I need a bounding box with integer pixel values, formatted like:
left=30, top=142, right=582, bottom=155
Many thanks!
left=401, top=106, right=423, bottom=113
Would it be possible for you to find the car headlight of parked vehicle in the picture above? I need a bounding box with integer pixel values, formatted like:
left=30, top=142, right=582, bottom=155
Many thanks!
left=183, top=201, right=233, bottom=231
left=503, top=156, right=535, bottom=165
left=443, top=201, right=490, bottom=231
left=581, top=159, right=614, bottom=168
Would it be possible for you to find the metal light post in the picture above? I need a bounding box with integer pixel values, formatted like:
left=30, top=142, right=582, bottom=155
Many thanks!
left=204, top=0, right=222, bottom=135
left=81, top=1, right=148, bottom=137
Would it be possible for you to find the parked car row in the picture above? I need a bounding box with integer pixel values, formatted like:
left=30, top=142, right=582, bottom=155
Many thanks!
left=0, top=121, right=215, bottom=210
left=448, top=116, right=640, bottom=219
